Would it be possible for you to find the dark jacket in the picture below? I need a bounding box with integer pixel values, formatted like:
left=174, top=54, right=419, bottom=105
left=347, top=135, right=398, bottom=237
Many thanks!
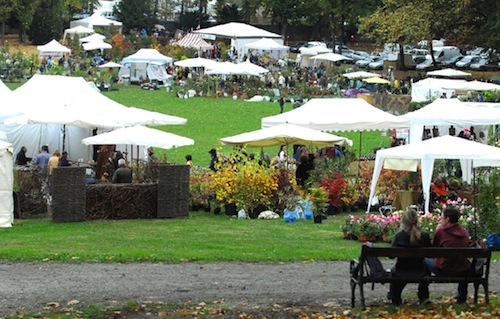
left=15, top=149, right=29, bottom=166
left=432, top=223, right=471, bottom=275
left=112, top=167, right=132, bottom=183
left=391, top=228, right=431, bottom=275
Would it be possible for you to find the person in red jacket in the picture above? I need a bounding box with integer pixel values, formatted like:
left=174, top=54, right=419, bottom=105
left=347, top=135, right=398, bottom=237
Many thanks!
left=425, top=206, right=471, bottom=303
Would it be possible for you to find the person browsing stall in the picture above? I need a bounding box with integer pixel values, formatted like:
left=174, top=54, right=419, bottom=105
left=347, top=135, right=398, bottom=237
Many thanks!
left=112, top=158, right=132, bottom=183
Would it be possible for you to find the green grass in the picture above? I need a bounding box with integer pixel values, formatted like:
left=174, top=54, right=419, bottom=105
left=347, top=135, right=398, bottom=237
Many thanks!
left=1, top=211, right=364, bottom=262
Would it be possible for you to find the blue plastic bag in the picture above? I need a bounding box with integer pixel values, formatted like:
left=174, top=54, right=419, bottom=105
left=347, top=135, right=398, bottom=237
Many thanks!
left=300, top=200, right=314, bottom=220
left=283, top=208, right=297, bottom=223
left=486, top=233, right=499, bottom=251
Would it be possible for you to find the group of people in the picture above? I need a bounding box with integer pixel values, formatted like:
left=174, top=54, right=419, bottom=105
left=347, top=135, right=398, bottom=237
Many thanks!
left=389, top=206, right=472, bottom=305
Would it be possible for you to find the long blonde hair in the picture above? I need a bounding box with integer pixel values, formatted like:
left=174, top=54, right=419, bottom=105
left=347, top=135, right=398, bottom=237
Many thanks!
left=401, top=208, right=421, bottom=246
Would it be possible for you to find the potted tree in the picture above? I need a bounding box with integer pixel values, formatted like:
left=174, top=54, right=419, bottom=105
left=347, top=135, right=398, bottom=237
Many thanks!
left=307, top=186, right=330, bottom=223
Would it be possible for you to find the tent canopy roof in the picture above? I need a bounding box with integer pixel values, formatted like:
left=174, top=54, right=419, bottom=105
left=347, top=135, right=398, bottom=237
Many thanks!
left=427, top=68, right=471, bottom=78
left=122, top=48, right=173, bottom=64
left=194, top=22, right=282, bottom=39
left=176, top=33, right=212, bottom=49
left=310, top=52, right=351, bottom=62
left=37, top=39, right=71, bottom=53
left=81, top=125, right=194, bottom=149
left=220, top=123, right=353, bottom=147
left=243, top=38, right=289, bottom=51
left=343, top=71, right=381, bottom=79
left=261, top=98, right=409, bottom=132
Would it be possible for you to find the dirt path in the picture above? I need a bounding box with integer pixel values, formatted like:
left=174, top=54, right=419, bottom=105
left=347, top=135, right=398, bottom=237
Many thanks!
left=0, top=260, right=498, bottom=316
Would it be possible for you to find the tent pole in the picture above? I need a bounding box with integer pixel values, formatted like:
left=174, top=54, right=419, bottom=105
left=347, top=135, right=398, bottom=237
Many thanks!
left=472, top=163, right=478, bottom=241
left=62, top=124, right=66, bottom=152
left=357, top=131, right=362, bottom=176
left=136, top=145, right=140, bottom=180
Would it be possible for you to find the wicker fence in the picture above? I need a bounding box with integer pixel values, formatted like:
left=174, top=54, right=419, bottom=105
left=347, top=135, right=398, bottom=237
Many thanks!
left=50, top=165, right=189, bottom=222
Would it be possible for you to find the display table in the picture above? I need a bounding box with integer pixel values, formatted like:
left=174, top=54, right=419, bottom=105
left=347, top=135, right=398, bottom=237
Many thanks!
left=392, top=190, right=421, bottom=210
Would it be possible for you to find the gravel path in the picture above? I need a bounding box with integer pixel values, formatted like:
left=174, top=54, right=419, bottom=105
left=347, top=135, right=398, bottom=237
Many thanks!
left=0, top=261, right=498, bottom=315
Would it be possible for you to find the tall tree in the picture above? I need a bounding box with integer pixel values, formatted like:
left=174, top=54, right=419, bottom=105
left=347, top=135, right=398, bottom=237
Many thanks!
left=29, top=0, right=66, bottom=44
left=115, top=0, right=155, bottom=33
left=12, top=0, right=41, bottom=44
left=359, top=0, right=431, bottom=69
left=0, top=0, right=16, bottom=46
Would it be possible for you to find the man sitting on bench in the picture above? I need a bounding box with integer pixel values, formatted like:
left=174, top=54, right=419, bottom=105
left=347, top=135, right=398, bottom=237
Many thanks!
left=388, top=208, right=431, bottom=305
left=425, top=207, right=471, bottom=304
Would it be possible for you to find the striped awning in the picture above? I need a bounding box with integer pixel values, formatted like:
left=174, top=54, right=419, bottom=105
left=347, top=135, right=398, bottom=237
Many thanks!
left=176, top=33, right=212, bottom=50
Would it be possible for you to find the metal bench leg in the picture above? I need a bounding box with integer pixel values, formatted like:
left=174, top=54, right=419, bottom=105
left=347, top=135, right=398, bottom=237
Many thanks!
left=360, top=281, right=366, bottom=309
left=351, top=279, right=356, bottom=307
left=474, top=282, right=479, bottom=303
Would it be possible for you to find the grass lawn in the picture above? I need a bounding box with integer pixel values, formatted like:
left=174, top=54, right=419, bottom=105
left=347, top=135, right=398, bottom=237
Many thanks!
left=1, top=211, right=367, bottom=262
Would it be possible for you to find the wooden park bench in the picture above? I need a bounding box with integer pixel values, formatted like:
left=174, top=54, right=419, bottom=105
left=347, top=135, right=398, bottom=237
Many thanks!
left=350, top=245, right=492, bottom=309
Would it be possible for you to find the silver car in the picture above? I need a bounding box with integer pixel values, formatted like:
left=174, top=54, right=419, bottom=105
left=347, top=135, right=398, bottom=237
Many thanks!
left=455, top=55, right=482, bottom=68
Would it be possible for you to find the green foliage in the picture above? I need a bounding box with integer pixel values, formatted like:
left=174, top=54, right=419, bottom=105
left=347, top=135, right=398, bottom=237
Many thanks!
left=114, top=0, right=155, bottom=33
left=29, top=0, right=66, bottom=44
left=477, top=167, right=500, bottom=237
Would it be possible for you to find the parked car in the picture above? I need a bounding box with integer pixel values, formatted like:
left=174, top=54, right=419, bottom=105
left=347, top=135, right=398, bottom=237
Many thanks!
left=470, top=59, right=499, bottom=71
left=290, top=42, right=308, bottom=53
left=455, top=55, right=482, bottom=68
left=356, top=56, right=379, bottom=68
left=368, top=58, right=385, bottom=70
left=416, top=58, right=440, bottom=71
left=441, top=55, right=464, bottom=67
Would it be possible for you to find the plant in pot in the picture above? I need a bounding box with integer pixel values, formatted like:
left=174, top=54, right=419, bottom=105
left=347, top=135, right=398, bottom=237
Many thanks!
left=306, top=186, right=329, bottom=223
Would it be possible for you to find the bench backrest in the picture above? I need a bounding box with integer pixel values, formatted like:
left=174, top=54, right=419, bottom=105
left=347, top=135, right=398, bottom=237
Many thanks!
left=360, top=245, right=492, bottom=260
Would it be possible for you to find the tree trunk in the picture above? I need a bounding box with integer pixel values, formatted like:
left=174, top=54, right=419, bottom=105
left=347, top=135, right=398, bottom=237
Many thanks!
left=399, top=44, right=406, bottom=71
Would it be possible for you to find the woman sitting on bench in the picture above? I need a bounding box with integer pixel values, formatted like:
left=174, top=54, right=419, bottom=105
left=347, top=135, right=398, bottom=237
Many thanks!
left=388, top=208, right=432, bottom=306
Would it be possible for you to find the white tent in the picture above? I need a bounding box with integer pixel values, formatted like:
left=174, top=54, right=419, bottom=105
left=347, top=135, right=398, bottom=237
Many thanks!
left=37, top=39, right=71, bottom=59
left=427, top=68, right=471, bottom=78
left=343, top=71, right=382, bottom=79
left=174, top=57, right=219, bottom=68
left=205, top=60, right=269, bottom=76
left=63, top=25, right=94, bottom=40
left=82, top=125, right=194, bottom=149
left=0, top=79, right=11, bottom=96
left=310, top=52, right=352, bottom=63
left=220, top=123, right=353, bottom=148
left=261, top=98, right=410, bottom=131
left=82, top=40, right=112, bottom=52
left=194, top=22, right=283, bottom=61
left=79, top=33, right=106, bottom=43
left=70, top=13, right=122, bottom=30
left=367, top=135, right=500, bottom=213
left=0, top=140, right=13, bottom=228
left=2, top=75, right=186, bottom=162
left=411, top=78, right=500, bottom=102
left=99, top=61, right=122, bottom=68
left=243, top=38, right=289, bottom=59
left=119, top=49, right=173, bottom=83
left=402, top=98, right=500, bottom=144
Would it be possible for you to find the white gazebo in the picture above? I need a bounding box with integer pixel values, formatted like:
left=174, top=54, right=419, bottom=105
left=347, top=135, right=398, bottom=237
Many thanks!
left=37, top=39, right=71, bottom=58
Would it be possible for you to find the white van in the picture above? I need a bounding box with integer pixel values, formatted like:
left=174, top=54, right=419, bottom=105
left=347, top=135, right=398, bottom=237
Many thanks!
left=432, top=46, right=460, bottom=62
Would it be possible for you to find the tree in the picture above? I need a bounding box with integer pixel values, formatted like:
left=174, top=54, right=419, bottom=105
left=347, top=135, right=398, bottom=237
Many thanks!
left=359, top=0, right=431, bottom=69
left=29, top=0, right=66, bottom=44
left=12, top=0, right=41, bottom=44
left=0, top=0, right=16, bottom=46
left=115, top=0, right=155, bottom=34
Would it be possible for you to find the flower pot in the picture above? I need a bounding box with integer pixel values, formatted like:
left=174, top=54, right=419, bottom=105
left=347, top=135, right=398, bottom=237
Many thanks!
left=343, top=230, right=349, bottom=239
left=224, top=203, right=237, bottom=216
left=314, top=215, right=323, bottom=224
left=358, top=235, right=368, bottom=242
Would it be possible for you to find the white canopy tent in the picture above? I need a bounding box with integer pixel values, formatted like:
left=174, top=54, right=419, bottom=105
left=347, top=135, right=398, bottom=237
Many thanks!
left=367, top=135, right=500, bottom=213
left=2, top=75, right=186, bottom=162
left=310, top=52, right=352, bottom=63
left=402, top=98, right=500, bottom=144
left=411, top=78, right=500, bottom=102
left=262, top=98, right=409, bottom=131
left=174, top=57, right=219, bottom=69
left=220, top=123, right=353, bottom=148
left=194, top=22, right=283, bottom=61
left=426, top=68, right=471, bottom=78
left=63, top=25, right=94, bottom=40
left=243, top=38, right=289, bottom=60
left=206, top=60, right=269, bottom=76
left=70, top=13, right=122, bottom=31
left=82, top=40, right=112, bottom=52
left=99, top=61, right=122, bottom=68
left=79, top=33, right=106, bottom=43
left=343, top=71, right=382, bottom=79
left=82, top=125, right=194, bottom=149
left=0, top=140, right=13, bottom=228
left=37, top=39, right=71, bottom=59
left=119, top=48, right=173, bottom=83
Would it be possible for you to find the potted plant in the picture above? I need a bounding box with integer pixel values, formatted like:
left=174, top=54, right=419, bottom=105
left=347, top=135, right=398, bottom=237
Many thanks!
left=306, top=186, right=329, bottom=223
